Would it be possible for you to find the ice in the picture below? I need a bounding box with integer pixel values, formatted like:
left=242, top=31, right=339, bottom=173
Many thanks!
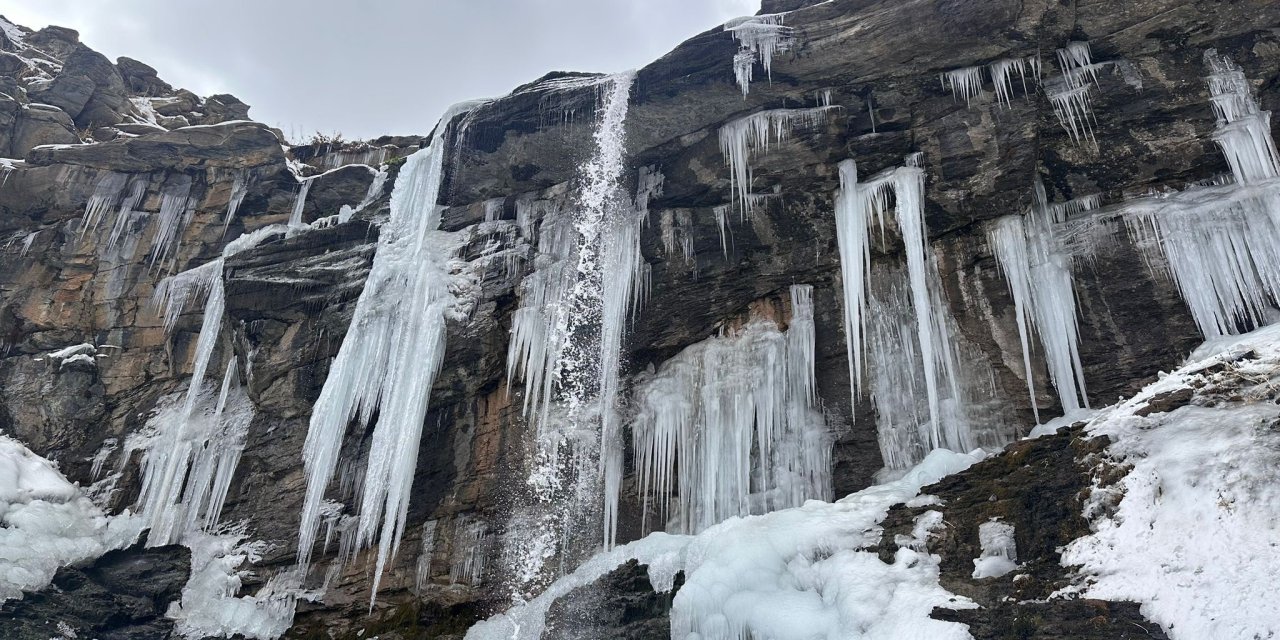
left=940, top=66, right=984, bottom=106
left=724, top=14, right=792, bottom=97
left=971, top=519, right=1018, bottom=578
left=833, top=155, right=985, bottom=468
left=631, top=285, right=830, bottom=534
left=0, top=434, right=142, bottom=601
left=80, top=172, right=129, bottom=238
left=988, top=181, right=1091, bottom=420
left=152, top=258, right=224, bottom=333
left=467, top=448, right=984, bottom=640
left=448, top=515, right=489, bottom=586
left=1120, top=52, right=1280, bottom=338
left=1061, top=323, right=1280, bottom=639
left=169, top=529, right=313, bottom=640
left=413, top=520, right=438, bottom=595
left=296, top=100, right=487, bottom=603
left=718, top=106, right=837, bottom=218
left=151, top=174, right=196, bottom=268
left=288, top=177, right=313, bottom=227
left=225, top=169, right=250, bottom=233
left=1047, top=41, right=1102, bottom=145
left=989, top=57, right=1030, bottom=107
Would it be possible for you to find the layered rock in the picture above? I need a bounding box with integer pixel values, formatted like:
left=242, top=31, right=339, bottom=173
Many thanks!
left=0, top=0, right=1276, bottom=638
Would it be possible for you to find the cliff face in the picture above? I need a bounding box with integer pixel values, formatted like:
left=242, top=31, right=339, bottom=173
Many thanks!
left=0, top=0, right=1277, bottom=638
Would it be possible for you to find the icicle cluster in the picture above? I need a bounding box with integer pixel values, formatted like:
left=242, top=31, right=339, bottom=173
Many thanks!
left=987, top=181, right=1091, bottom=422
left=718, top=107, right=837, bottom=218
left=1123, top=51, right=1280, bottom=337
left=941, top=56, right=1039, bottom=108
left=1047, top=41, right=1104, bottom=145
left=832, top=155, right=985, bottom=469
left=724, top=14, right=792, bottom=97
left=631, top=285, right=830, bottom=534
left=296, top=100, right=486, bottom=604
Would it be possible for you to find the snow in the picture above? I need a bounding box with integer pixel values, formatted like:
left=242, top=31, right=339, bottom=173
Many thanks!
left=971, top=519, right=1018, bottom=579
left=630, top=285, right=830, bottom=535
left=468, top=448, right=984, bottom=640
left=1061, top=323, right=1280, bottom=639
left=719, top=106, right=838, bottom=218
left=297, top=100, right=488, bottom=603
left=0, top=16, right=26, bottom=45
left=0, top=435, right=142, bottom=601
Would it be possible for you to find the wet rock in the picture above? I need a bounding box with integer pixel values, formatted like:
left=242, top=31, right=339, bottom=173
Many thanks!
left=0, top=542, right=191, bottom=640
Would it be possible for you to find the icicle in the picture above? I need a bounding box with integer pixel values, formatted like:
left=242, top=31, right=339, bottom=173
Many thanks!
left=941, top=66, right=984, bottom=106
left=80, top=172, right=129, bottom=237
left=718, top=107, right=837, bottom=217
left=1048, top=41, right=1105, bottom=145
left=107, top=176, right=149, bottom=251
left=988, top=58, right=1029, bottom=107
left=224, top=170, right=249, bottom=234
left=150, top=174, right=196, bottom=268
left=296, top=100, right=487, bottom=605
left=714, top=204, right=731, bottom=257
left=449, top=516, right=488, bottom=586
left=832, top=154, right=982, bottom=469
left=1120, top=51, right=1280, bottom=338
left=988, top=181, right=1091, bottom=420
left=724, top=14, right=792, bottom=97
left=631, top=288, right=829, bottom=534
left=414, top=520, right=438, bottom=595
left=137, top=259, right=253, bottom=546
left=288, top=177, right=313, bottom=227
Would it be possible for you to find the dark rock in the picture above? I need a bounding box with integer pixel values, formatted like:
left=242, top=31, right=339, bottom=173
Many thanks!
left=0, top=541, right=191, bottom=640
left=26, top=120, right=286, bottom=171
left=200, top=93, right=251, bottom=124
left=0, top=50, right=26, bottom=75
left=544, top=560, right=681, bottom=640
left=116, top=56, right=173, bottom=96
left=10, top=102, right=80, bottom=154
left=25, top=25, right=81, bottom=61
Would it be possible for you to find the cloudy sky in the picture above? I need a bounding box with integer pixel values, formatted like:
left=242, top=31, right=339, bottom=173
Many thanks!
left=5, top=0, right=760, bottom=141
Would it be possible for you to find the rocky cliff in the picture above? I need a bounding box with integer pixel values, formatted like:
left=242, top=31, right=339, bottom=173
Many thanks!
left=1, top=0, right=1278, bottom=638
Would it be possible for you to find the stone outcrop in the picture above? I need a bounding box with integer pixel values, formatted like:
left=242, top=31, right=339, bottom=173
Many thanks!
left=0, top=0, right=1276, bottom=637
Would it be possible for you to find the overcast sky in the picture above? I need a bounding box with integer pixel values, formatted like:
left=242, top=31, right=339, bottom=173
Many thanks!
left=5, top=0, right=760, bottom=141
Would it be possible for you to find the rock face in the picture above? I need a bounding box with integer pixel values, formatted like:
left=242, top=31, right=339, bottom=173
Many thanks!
left=0, top=0, right=1277, bottom=638
left=0, top=543, right=191, bottom=640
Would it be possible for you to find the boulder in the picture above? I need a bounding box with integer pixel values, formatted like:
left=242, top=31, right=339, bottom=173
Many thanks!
left=24, top=25, right=80, bottom=61
left=199, top=92, right=251, bottom=124
left=0, top=50, right=26, bottom=75
left=9, top=101, right=78, bottom=155
left=116, top=55, right=172, bottom=96
left=26, top=119, right=286, bottom=171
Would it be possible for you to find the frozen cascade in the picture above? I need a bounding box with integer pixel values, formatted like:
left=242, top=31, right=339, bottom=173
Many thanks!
left=833, top=155, right=986, bottom=470
left=724, top=14, right=792, bottom=97
left=987, top=181, right=1091, bottom=420
left=718, top=106, right=838, bottom=218
left=225, top=169, right=250, bottom=232
left=288, top=177, right=314, bottom=227
left=296, top=100, right=486, bottom=604
left=1123, top=51, right=1280, bottom=337
left=972, top=519, right=1018, bottom=579
left=631, top=285, right=831, bottom=534
left=137, top=258, right=255, bottom=546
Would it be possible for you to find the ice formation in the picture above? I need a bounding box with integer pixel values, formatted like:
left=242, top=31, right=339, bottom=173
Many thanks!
left=971, top=519, right=1018, bottom=579
left=718, top=106, right=837, bottom=217
left=449, top=515, right=489, bottom=586
left=137, top=259, right=254, bottom=546
left=989, top=57, right=1031, bottom=107
left=940, top=66, right=984, bottom=106
left=1061, top=323, right=1280, bottom=639
left=987, top=182, right=1091, bottom=421
left=224, top=169, right=250, bottom=232
left=467, top=448, right=984, bottom=640
left=1122, top=51, right=1280, bottom=338
left=169, top=529, right=311, bottom=639
left=0, top=435, right=142, bottom=600
left=151, top=174, right=197, bottom=268
left=833, top=155, right=985, bottom=469
left=1047, top=41, right=1103, bottom=145
left=296, top=100, right=486, bottom=603
left=724, top=14, right=792, bottom=97
left=630, top=285, right=830, bottom=534
left=288, top=177, right=313, bottom=227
